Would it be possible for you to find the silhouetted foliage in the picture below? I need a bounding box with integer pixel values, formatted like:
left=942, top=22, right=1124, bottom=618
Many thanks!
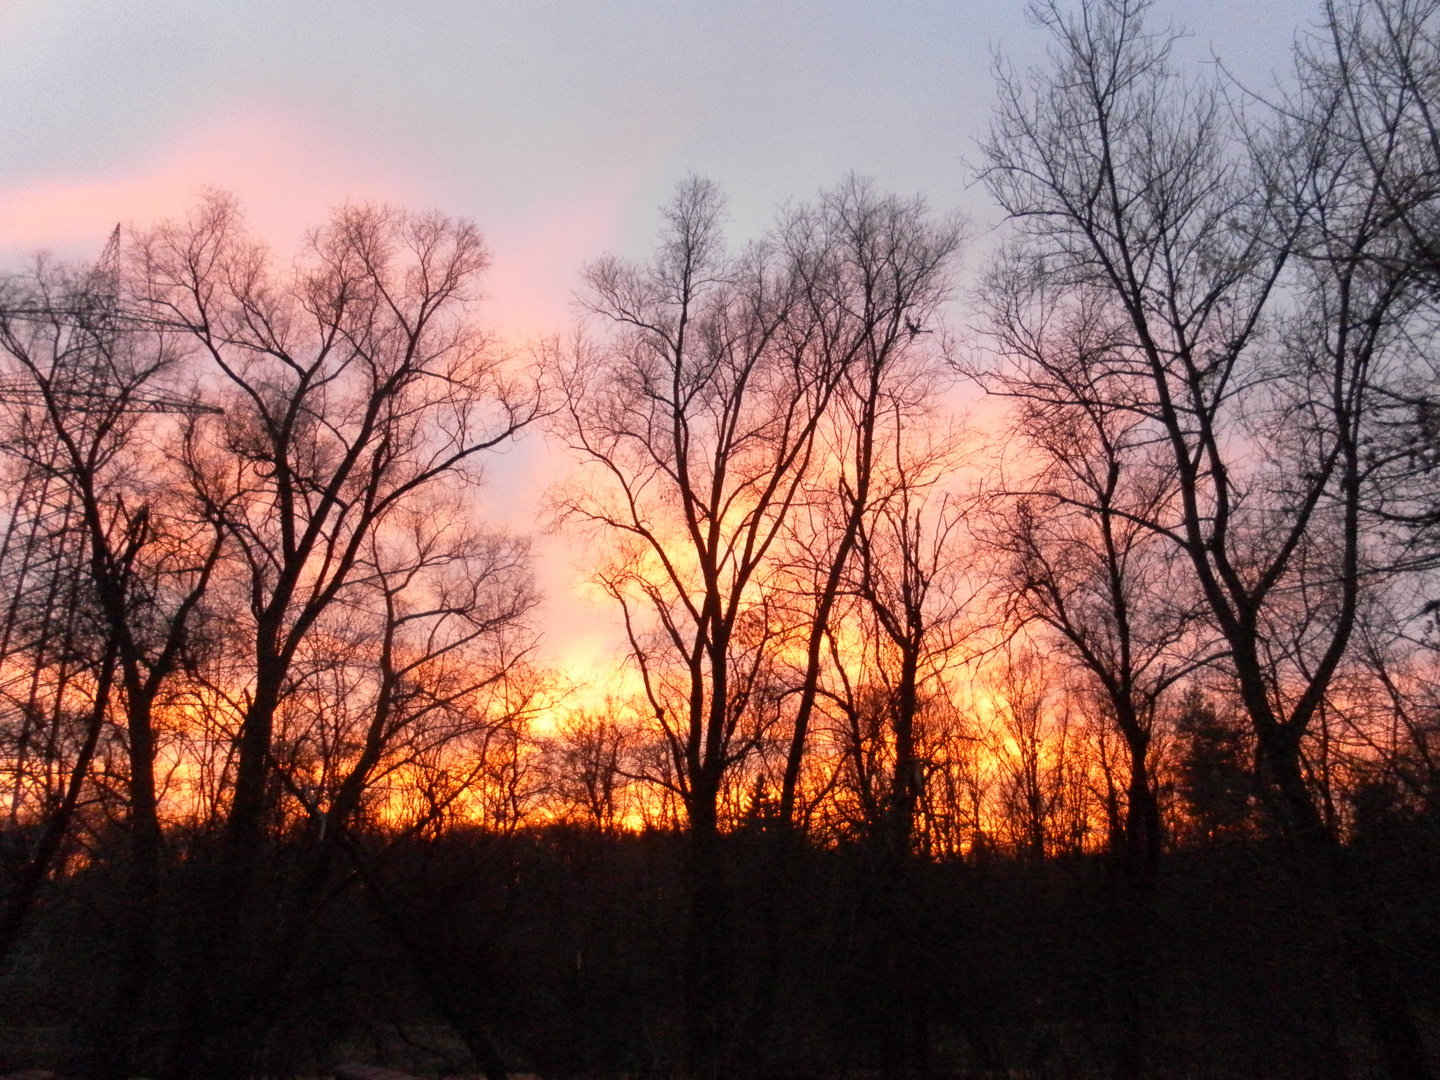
left=1173, top=689, right=1257, bottom=846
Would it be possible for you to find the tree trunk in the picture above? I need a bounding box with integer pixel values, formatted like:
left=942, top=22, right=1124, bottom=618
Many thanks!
left=1237, top=647, right=1431, bottom=1080
left=1122, top=733, right=1160, bottom=888
left=684, top=787, right=729, bottom=1080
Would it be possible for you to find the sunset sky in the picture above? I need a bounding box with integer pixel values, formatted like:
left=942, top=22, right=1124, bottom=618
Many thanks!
left=0, top=0, right=1319, bottom=693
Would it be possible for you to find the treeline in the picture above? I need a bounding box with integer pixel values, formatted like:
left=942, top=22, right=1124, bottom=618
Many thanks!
left=1, top=0, right=1439, bottom=1077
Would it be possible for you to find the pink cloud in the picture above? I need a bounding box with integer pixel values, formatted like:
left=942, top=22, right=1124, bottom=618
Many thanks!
left=0, top=106, right=425, bottom=259
left=0, top=102, right=633, bottom=343
left=0, top=102, right=638, bottom=680
left=481, top=182, right=632, bottom=340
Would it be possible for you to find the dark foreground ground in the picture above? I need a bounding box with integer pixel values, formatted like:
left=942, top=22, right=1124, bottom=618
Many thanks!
left=1, top=820, right=1436, bottom=1079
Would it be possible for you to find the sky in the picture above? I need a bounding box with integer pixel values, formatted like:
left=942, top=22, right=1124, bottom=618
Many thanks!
left=0, top=0, right=1321, bottom=694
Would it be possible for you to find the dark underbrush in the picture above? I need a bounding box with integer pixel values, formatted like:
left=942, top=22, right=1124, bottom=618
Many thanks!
left=1, top=819, right=1436, bottom=1079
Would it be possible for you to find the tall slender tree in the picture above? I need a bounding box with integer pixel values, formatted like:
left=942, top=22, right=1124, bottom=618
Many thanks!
left=774, top=180, right=963, bottom=830
left=553, top=177, right=862, bottom=1077
left=980, top=1, right=1431, bottom=1074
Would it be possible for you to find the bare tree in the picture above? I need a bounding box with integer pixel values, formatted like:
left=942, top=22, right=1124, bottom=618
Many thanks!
left=815, top=414, right=979, bottom=1080
left=135, top=195, right=540, bottom=865
left=799, top=423, right=976, bottom=847
left=985, top=643, right=1079, bottom=861
left=843, top=419, right=977, bottom=857
left=980, top=1, right=1431, bottom=1074
left=0, top=251, right=222, bottom=1078
left=1309, top=1, right=1440, bottom=611
left=129, top=194, right=541, bottom=1078
left=774, top=180, right=963, bottom=829
left=1316, top=0, right=1440, bottom=285
left=551, top=177, right=852, bottom=1077
left=223, top=504, right=538, bottom=1080
left=978, top=276, right=1213, bottom=882
left=545, top=703, right=635, bottom=834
